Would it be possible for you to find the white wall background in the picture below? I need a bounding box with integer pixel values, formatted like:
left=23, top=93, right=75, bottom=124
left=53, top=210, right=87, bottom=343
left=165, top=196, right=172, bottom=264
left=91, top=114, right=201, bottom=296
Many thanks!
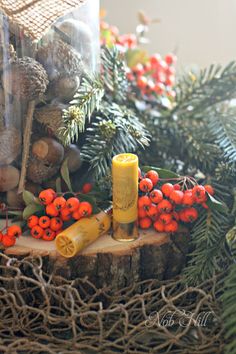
left=101, top=0, right=236, bottom=69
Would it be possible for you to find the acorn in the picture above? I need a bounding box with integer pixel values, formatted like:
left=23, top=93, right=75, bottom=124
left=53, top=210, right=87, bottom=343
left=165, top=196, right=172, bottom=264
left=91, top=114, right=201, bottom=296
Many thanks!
left=46, top=75, right=80, bottom=102
left=0, top=126, right=21, bottom=165
left=36, top=40, right=83, bottom=81
left=2, top=57, right=49, bottom=100
left=27, top=158, right=59, bottom=184
left=64, top=144, right=82, bottom=173
left=32, top=137, right=64, bottom=165
left=0, top=165, right=20, bottom=192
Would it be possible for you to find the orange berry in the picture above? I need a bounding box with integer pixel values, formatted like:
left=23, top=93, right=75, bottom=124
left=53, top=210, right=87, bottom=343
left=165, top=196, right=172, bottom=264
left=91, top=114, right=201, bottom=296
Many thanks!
left=46, top=203, right=59, bottom=217
left=72, top=210, right=82, bottom=220
left=164, top=220, right=178, bottom=233
left=145, top=170, right=159, bottom=186
left=146, top=204, right=159, bottom=219
left=138, top=207, right=147, bottom=218
left=0, top=231, right=3, bottom=243
left=202, top=202, right=209, bottom=209
left=2, top=235, right=16, bottom=247
left=161, top=183, right=174, bottom=197
left=7, top=225, right=22, bottom=238
left=182, top=191, right=194, bottom=206
left=157, top=200, right=173, bottom=213
left=205, top=185, right=214, bottom=196
left=39, top=189, right=55, bottom=205
left=50, top=217, right=63, bottom=231
left=82, top=183, right=93, bottom=194
left=138, top=195, right=152, bottom=209
left=149, top=189, right=163, bottom=204
left=159, top=213, right=172, bottom=225
left=53, top=196, right=67, bottom=211
left=179, top=210, right=188, bottom=223
left=173, top=184, right=181, bottom=191
left=42, top=228, right=56, bottom=241
left=192, top=185, right=206, bottom=203
left=38, top=216, right=51, bottom=229
left=66, top=197, right=80, bottom=212
left=60, top=208, right=72, bottom=221
left=139, top=178, right=153, bottom=193
left=78, top=202, right=93, bottom=217
left=169, top=190, right=184, bottom=204
left=184, top=208, right=198, bottom=223
left=139, top=217, right=152, bottom=229
left=153, top=220, right=165, bottom=232
left=27, top=215, right=39, bottom=229
left=31, top=225, right=44, bottom=239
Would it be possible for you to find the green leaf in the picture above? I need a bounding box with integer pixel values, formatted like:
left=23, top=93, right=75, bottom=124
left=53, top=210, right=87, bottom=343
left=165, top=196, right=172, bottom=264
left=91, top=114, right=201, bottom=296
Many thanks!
left=23, top=204, right=44, bottom=220
left=56, top=177, right=62, bottom=193
left=125, top=49, right=149, bottom=68
left=22, top=190, right=38, bottom=205
left=142, top=166, right=179, bottom=179
left=61, top=158, right=73, bottom=192
left=206, top=192, right=227, bottom=212
left=9, top=211, right=23, bottom=217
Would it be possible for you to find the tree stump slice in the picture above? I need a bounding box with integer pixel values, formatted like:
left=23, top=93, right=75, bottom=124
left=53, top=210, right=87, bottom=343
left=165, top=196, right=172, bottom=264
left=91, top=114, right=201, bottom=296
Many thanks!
left=1, top=228, right=189, bottom=289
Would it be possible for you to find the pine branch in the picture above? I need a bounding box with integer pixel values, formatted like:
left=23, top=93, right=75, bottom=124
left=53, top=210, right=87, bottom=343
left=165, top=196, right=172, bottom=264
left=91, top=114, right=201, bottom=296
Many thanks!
left=101, top=46, right=128, bottom=102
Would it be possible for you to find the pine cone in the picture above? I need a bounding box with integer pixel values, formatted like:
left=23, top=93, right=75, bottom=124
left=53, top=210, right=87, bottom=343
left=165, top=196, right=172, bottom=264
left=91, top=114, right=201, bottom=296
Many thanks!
left=35, top=104, right=66, bottom=135
left=0, top=126, right=21, bottom=165
left=2, top=57, right=49, bottom=100
left=27, top=158, right=59, bottom=183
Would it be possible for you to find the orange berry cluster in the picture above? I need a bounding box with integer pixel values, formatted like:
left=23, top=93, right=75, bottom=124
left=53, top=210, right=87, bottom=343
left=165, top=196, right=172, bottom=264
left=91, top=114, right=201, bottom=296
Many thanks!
left=28, top=185, right=93, bottom=241
left=138, top=169, right=214, bottom=233
left=0, top=225, right=22, bottom=248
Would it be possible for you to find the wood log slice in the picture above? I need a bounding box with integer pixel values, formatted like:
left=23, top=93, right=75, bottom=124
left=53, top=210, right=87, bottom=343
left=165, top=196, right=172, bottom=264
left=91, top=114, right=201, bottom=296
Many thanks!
left=1, top=228, right=189, bottom=290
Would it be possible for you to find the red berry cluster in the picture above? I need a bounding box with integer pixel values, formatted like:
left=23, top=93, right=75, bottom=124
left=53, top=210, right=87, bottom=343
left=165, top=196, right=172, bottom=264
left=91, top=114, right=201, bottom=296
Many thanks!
left=100, top=21, right=137, bottom=49
left=28, top=185, right=93, bottom=241
left=126, top=53, right=176, bottom=99
left=138, top=169, right=214, bottom=233
left=0, top=225, right=22, bottom=248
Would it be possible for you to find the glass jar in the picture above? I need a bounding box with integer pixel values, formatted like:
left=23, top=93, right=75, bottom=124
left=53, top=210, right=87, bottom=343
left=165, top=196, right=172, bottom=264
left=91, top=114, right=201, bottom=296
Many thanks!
left=0, top=0, right=99, bottom=206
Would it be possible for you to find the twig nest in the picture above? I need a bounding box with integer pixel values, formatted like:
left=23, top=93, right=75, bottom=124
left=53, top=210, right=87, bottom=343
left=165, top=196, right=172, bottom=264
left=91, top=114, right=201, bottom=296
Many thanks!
left=0, top=127, right=21, bottom=165
left=55, top=19, right=93, bottom=67
left=35, top=103, right=67, bottom=135
left=32, top=137, right=64, bottom=165
left=36, top=40, right=83, bottom=81
left=64, top=144, right=82, bottom=173
left=0, top=165, right=20, bottom=192
left=46, top=75, right=80, bottom=103
left=2, top=57, right=49, bottom=100
left=27, top=158, right=60, bottom=184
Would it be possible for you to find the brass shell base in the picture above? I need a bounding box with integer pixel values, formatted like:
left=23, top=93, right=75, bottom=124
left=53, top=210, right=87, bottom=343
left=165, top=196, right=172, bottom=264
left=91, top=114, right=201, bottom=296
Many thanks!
left=112, top=219, right=139, bottom=242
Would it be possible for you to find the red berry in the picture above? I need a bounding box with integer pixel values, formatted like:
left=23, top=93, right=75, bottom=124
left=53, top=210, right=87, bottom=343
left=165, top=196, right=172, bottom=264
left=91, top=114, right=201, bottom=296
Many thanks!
left=153, top=220, right=165, bottom=232
left=137, top=76, right=148, bottom=89
left=154, top=82, right=165, bottom=95
left=39, top=189, right=55, bottom=205
left=53, top=196, right=67, bottom=210
left=133, top=63, right=144, bottom=76
left=139, top=178, right=153, bottom=193
left=60, top=208, right=72, bottom=222
left=42, top=228, right=56, bottom=241
left=31, top=225, right=44, bottom=239
left=66, top=197, right=80, bottom=212
left=145, top=170, right=159, bottom=186
left=50, top=217, right=63, bottom=232
left=205, top=185, right=214, bottom=196
left=184, top=208, right=198, bottom=223
left=159, top=213, right=172, bottom=225
left=27, top=215, right=39, bottom=229
left=78, top=202, right=93, bottom=217
left=150, top=53, right=161, bottom=66
left=7, top=225, right=22, bottom=238
left=165, top=66, right=176, bottom=76
left=182, top=191, right=195, bottom=206
left=157, top=200, right=173, bottom=213
left=46, top=203, right=59, bottom=217
left=146, top=204, right=159, bottom=219
left=173, top=184, right=181, bottom=191
left=0, top=232, right=3, bottom=243
left=149, top=189, right=163, bottom=204
left=2, top=235, right=16, bottom=247
left=72, top=210, right=82, bottom=220
left=192, top=185, right=206, bottom=203
left=138, top=207, right=147, bottom=218
left=38, top=216, right=51, bottom=229
left=179, top=210, right=188, bottom=223
left=202, top=202, right=209, bottom=209
left=165, top=53, right=177, bottom=66
left=82, top=183, right=93, bottom=194
left=139, top=217, right=152, bottom=229
left=165, top=75, right=175, bottom=87
left=161, top=183, right=174, bottom=197
left=138, top=196, right=152, bottom=209
left=164, top=220, right=178, bottom=233
left=169, top=190, right=184, bottom=204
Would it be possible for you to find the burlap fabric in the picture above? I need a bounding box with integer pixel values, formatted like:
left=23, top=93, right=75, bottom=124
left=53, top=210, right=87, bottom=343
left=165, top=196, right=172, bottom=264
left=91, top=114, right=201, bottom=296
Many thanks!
left=0, top=0, right=86, bottom=41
